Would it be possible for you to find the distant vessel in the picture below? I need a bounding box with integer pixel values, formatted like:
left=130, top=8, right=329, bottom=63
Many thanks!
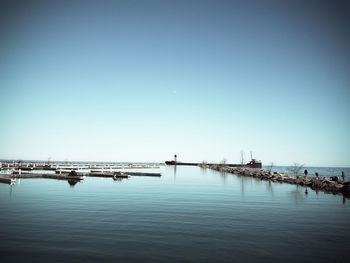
left=165, top=155, right=262, bottom=168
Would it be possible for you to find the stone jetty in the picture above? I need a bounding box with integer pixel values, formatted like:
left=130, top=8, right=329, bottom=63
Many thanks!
left=199, top=164, right=349, bottom=197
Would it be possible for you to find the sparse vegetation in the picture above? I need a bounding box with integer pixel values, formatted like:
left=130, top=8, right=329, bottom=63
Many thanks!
left=221, top=158, right=227, bottom=165
left=266, top=162, right=274, bottom=173
left=287, top=163, right=304, bottom=177
left=240, top=150, right=245, bottom=164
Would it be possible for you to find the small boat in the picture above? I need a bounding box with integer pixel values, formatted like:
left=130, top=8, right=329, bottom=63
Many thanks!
left=113, top=172, right=130, bottom=179
left=68, top=170, right=79, bottom=176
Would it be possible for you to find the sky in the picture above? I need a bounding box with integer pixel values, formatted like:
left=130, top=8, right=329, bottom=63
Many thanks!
left=0, top=0, right=349, bottom=166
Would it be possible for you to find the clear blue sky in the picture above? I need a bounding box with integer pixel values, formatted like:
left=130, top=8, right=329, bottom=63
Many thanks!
left=1, top=0, right=349, bottom=166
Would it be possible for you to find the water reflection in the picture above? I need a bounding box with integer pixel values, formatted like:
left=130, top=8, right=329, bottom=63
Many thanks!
left=112, top=177, right=127, bottom=183
left=67, top=178, right=84, bottom=187
left=199, top=165, right=207, bottom=174
left=219, top=171, right=227, bottom=183
left=288, top=185, right=305, bottom=203
left=68, top=179, right=78, bottom=187
left=9, top=184, right=13, bottom=197
left=266, top=181, right=274, bottom=197
left=236, top=174, right=254, bottom=197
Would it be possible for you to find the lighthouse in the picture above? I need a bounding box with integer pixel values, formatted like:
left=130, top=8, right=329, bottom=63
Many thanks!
left=174, top=154, right=177, bottom=163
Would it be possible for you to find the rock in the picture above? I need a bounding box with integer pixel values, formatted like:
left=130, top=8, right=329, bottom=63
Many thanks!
left=342, top=182, right=350, bottom=193
left=304, top=178, right=312, bottom=186
left=205, top=165, right=346, bottom=197
left=334, top=184, right=344, bottom=190
left=330, top=176, right=339, bottom=182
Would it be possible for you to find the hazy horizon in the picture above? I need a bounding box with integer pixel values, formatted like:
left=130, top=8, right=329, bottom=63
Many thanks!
left=1, top=157, right=350, bottom=169
left=1, top=0, right=349, bottom=167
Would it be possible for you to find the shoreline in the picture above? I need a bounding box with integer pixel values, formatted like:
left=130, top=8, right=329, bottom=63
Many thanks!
left=200, top=164, right=350, bottom=198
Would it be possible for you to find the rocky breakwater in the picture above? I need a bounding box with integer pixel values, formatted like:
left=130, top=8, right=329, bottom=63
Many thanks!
left=199, top=164, right=349, bottom=197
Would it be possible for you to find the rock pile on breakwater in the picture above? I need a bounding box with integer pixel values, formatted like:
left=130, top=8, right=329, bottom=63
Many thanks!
left=199, top=164, right=350, bottom=197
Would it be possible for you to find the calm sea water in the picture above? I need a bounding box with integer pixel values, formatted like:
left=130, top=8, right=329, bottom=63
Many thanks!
left=0, top=166, right=349, bottom=262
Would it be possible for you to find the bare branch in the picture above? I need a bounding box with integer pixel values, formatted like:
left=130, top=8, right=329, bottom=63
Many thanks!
left=221, top=158, right=227, bottom=165
left=266, top=162, right=274, bottom=173
left=287, top=163, right=305, bottom=177
left=240, top=150, right=245, bottom=165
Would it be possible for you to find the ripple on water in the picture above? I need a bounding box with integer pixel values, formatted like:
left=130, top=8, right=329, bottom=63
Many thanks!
left=0, top=166, right=349, bottom=262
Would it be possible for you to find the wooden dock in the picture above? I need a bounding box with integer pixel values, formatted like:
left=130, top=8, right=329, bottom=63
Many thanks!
left=0, top=176, right=16, bottom=185
left=0, top=173, right=84, bottom=185
left=0, top=162, right=162, bottom=172
left=114, top=171, right=161, bottom=177
left=87, top=171, right=161, bottom=177
left=0, top=161, right=162, bottom=185
left=0, top=170, right=160, bottom=185
left=12, top=173, right=85, bottom=180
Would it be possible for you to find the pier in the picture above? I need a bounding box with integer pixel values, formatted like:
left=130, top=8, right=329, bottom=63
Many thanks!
left=0, top=161, right=162, bottom=185
left=0, top=161, right=161, bottom=171
left=165, top=154, right=262, bottom=168
left=165, top=157, right=262, bottom=168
